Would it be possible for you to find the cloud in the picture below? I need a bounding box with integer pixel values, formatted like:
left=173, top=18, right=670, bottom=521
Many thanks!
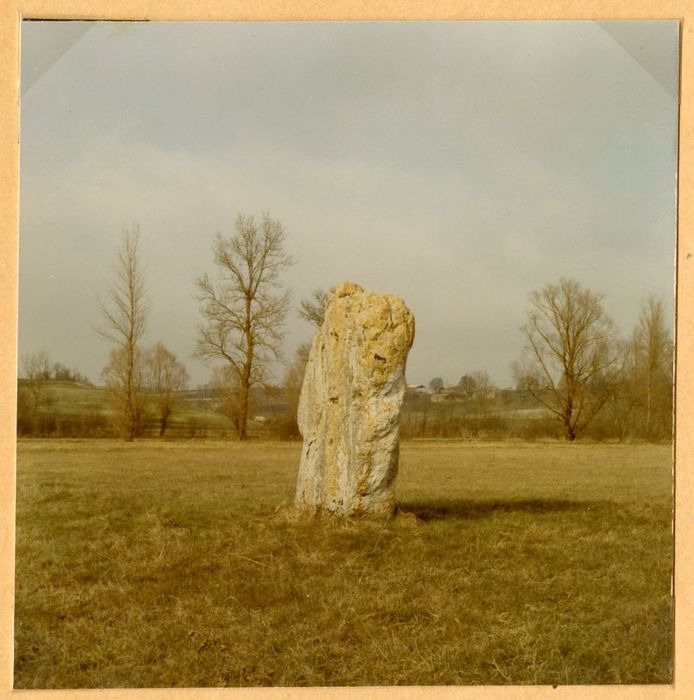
left=19, top=20, right=678, bottom=387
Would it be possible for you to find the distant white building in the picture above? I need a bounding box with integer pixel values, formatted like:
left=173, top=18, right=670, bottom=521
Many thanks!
left=407, top=384, right=428, bottom=393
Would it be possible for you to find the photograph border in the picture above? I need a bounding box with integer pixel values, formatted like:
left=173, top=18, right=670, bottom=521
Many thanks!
left=1, top=2, right=692, bottom=699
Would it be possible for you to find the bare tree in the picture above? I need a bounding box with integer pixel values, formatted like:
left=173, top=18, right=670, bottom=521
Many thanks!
left=631, top=295, right=673, bottom=439
left=101, top=346, right=148, bottom=438
left=96, top=225, right=147, bottom=441
left=280, top=287, right=335, bottom=438
left=298, top=287, right=333, bottom=327
left=512, top=278, right=621, bottom=441
left=457, top=374, right=476, bottom=395
left=470, top=371, right=490, bottom=390
left=470, top=370, right=491, bottom=414
left=208, top=364, right=245, bottom=433
left=144, top=342, right=190, bottom=437
left=195, top=213, right=294, bottom=440
left=20, top=349, right=53, bottom=421
left=429, top=377, right=445, bottom=393
left=277, top=342, right=312, bottom=439
left=595, top=338, right=639, bottom=441
left=51, top=362, right=91, bottom=384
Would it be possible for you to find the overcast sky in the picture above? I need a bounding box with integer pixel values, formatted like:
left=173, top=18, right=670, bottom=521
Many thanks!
left=18, top=20, right=679, bottom=389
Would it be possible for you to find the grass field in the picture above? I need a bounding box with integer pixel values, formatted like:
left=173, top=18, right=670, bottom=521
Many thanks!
left=14, top=439, right=673, bottom=688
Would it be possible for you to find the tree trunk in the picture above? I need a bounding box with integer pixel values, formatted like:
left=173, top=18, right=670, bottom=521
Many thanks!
left=126, top=347, right=136, bottom=442
left=238, top=317, right=254, bottom=441
left=564, top=396, right=575, bottom=441
left=238, top=380, right=249, bottom=440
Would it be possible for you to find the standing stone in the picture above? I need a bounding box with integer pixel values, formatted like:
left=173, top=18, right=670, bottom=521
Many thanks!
left=295, top=281, right=415, bottom=516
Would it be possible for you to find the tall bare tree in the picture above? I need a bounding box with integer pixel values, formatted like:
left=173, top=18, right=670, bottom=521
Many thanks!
left=513, top=278, right=621, bottom=441
left=144, top=342, right=190, bottom=437
left=195, top=213, right=294, bottom=440
left=96, top=226, right=147, bottom=441
left=631, top=295, right=673, bottom=439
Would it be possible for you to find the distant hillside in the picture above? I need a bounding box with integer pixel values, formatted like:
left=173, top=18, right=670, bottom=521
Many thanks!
left=16, top=379, right=233, bottom=438
left=16, top=379, right=631, bottom=442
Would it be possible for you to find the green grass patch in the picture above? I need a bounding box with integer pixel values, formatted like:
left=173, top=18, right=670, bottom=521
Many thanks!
left=14, top=440, right=672, bottom=687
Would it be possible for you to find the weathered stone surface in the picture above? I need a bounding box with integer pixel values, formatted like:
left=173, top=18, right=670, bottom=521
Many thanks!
left=295, top=281, right=415, bottom=516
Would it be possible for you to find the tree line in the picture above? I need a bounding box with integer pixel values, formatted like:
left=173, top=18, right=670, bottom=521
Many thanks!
left=18, top=214, right=674, bottom=443
left=86, top=215, right=292, bottom=441
left=417, top=283, right=672, bottom=442
left=16, top=350, right=93, bottom=435
left=18, top=342, right=189, bottom=438
left=513, top=280, right=672, bottom=441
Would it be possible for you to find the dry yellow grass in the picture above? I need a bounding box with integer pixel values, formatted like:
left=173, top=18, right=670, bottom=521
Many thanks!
left=14, top=439, right=672, bottom=687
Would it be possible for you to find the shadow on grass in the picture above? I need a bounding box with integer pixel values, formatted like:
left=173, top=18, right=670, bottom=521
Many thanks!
left=398, top=498, right=613, bottom=521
